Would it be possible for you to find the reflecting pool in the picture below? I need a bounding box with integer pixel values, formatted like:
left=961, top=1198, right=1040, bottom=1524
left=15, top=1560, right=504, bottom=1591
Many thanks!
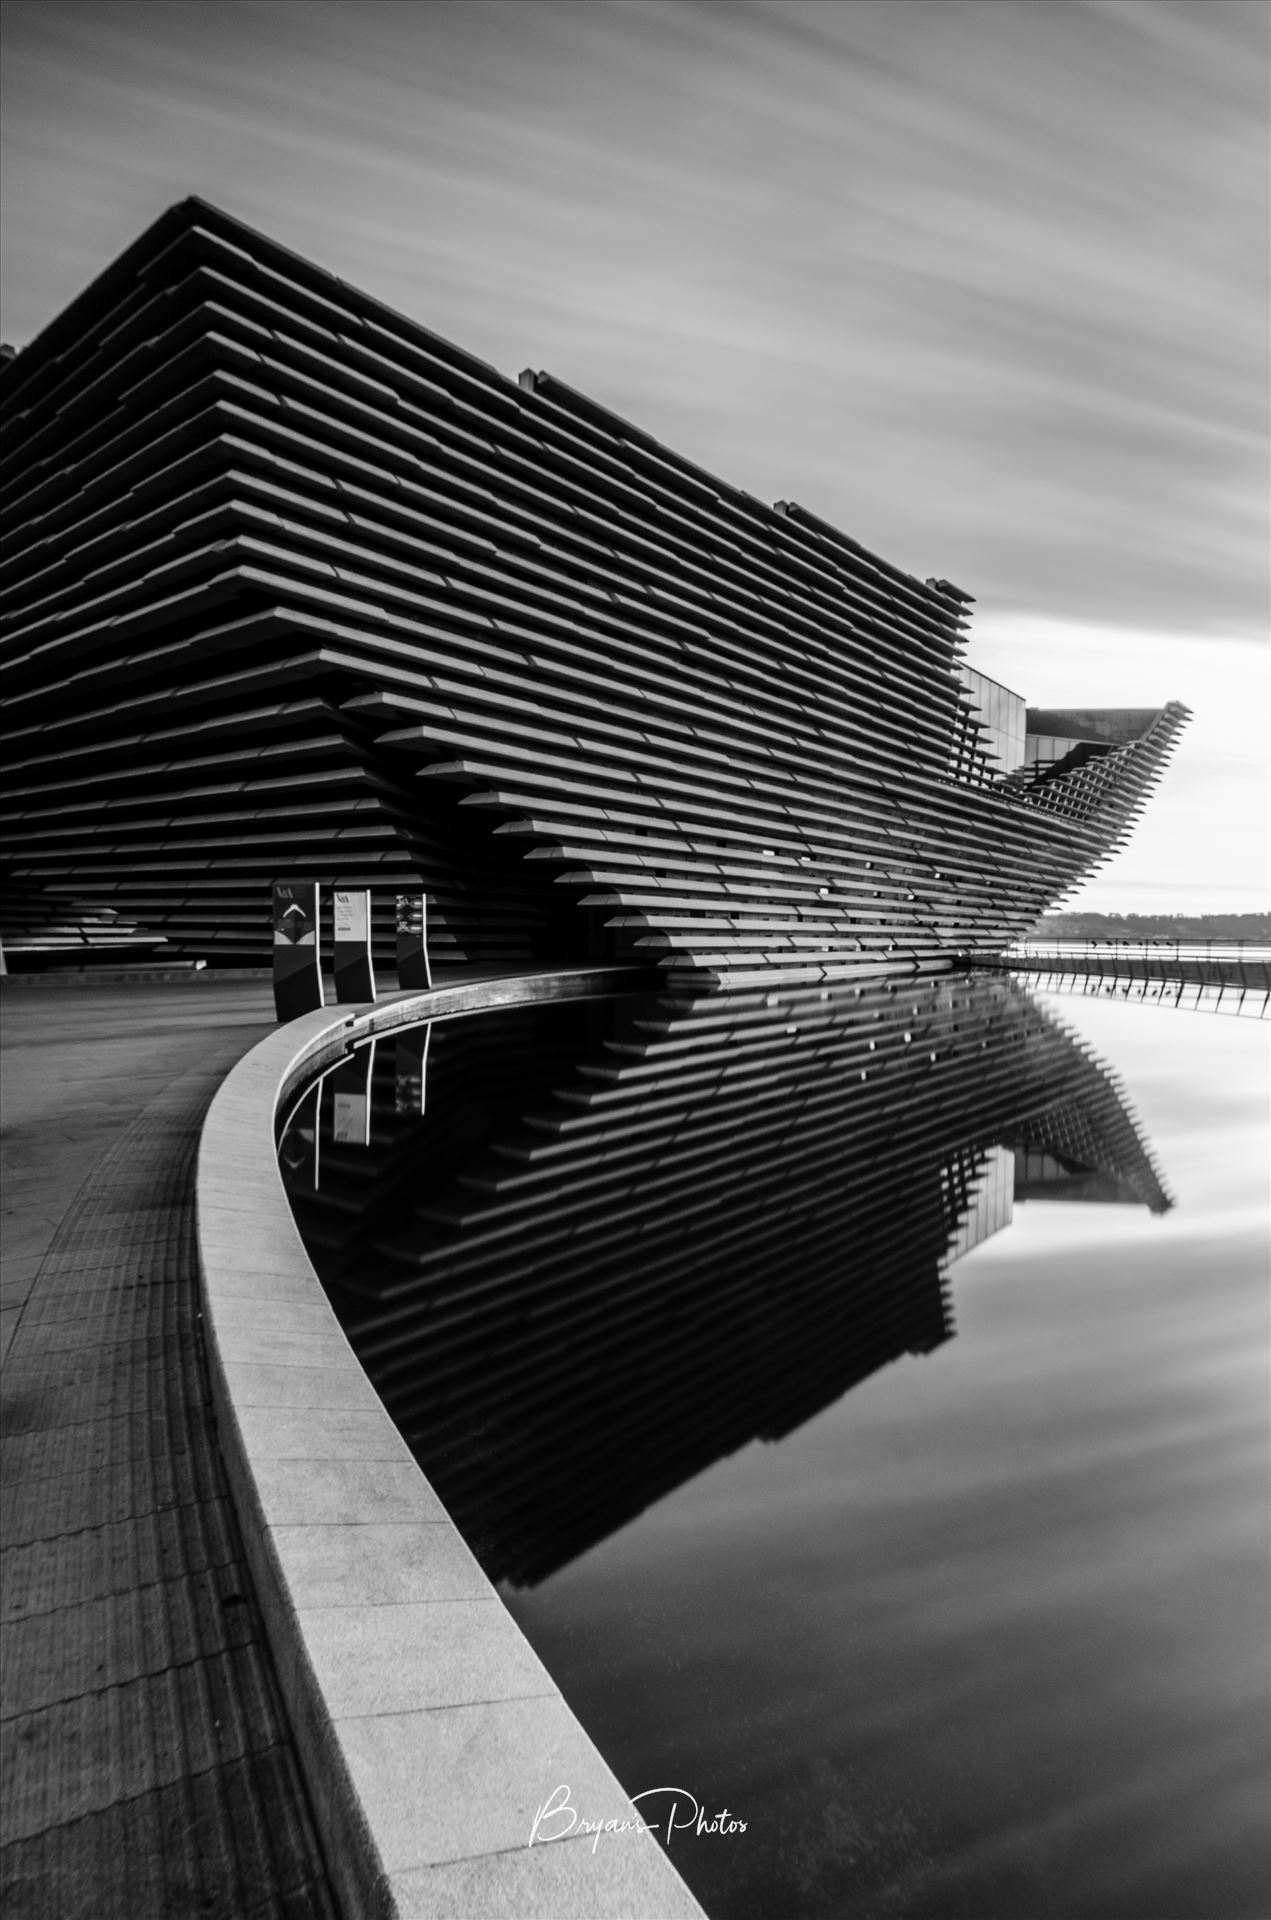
left=278, top=978, right=1269, bottom=1919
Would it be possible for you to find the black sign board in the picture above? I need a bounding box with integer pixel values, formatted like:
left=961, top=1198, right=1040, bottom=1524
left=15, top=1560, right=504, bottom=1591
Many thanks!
left=333, top=888, right=376, bottom=1004
left=395, top=892, right=433, bottom=990
left=272, top=880, right=324, bottom=1021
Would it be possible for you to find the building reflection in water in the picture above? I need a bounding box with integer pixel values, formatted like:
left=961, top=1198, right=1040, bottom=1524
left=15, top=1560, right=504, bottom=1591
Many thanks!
left=277, top=976, right=1171, bottom=1587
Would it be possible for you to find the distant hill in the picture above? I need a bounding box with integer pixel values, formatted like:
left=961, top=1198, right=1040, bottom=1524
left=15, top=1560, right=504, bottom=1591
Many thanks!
left=1031, top=912, right=1270, bottom=941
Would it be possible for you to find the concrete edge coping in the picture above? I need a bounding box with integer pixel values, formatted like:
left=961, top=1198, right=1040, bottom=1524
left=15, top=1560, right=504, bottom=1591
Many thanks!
left=195, top=968, right=707, bottom=1920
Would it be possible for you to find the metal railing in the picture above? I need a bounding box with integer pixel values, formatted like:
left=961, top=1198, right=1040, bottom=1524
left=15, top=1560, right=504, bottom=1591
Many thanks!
left=1006, top=938, right=1271, bottom=964
left=972, top=938, right=1269, bottom=1018
left=1014, top=967, right=1269, bottom=1020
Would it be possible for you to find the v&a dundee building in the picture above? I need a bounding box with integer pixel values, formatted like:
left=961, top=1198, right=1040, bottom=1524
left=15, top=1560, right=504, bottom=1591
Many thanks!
left=1, top=199, right=1186, bottom=980
left=0, top=200, right=1213, bottom=1920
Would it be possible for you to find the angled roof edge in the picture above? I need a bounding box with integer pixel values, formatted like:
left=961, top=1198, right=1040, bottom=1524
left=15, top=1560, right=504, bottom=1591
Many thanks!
left=2, top=195, right=964, bottom=618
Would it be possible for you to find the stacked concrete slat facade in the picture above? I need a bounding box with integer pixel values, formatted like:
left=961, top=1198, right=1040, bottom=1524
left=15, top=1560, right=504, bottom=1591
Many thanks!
left=2, top=200, right=1187, bottom=982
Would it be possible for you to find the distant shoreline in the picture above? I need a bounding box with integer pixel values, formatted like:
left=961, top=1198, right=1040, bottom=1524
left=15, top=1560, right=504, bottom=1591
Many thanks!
left=1033, top=912, right=1270, bottom=940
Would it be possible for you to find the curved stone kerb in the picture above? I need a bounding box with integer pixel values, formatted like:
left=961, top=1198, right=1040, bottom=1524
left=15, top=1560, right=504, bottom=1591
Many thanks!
left=195, top=972, right=705, bottom=1920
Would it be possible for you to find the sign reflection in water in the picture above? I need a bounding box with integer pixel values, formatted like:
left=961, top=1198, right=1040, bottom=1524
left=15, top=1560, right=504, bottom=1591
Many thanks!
left=277, top=977, right=1267, bottom=1920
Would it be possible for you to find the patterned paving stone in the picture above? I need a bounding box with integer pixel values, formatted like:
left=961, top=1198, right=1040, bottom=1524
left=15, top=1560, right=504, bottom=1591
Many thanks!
left=0, top=986, right=337, bottom=1917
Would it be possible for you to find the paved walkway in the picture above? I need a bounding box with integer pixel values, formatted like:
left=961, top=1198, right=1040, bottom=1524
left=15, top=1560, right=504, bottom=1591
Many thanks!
left=0, top=980, right=339, bottom=1918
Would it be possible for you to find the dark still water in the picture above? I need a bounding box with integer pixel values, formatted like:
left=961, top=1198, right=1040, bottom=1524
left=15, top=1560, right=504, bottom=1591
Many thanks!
left=278, top=978, right=1269, bottom=1920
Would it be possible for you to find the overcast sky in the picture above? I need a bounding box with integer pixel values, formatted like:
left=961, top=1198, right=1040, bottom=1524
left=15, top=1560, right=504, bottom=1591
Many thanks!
left=2, top=0, right=1266, bottom=910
